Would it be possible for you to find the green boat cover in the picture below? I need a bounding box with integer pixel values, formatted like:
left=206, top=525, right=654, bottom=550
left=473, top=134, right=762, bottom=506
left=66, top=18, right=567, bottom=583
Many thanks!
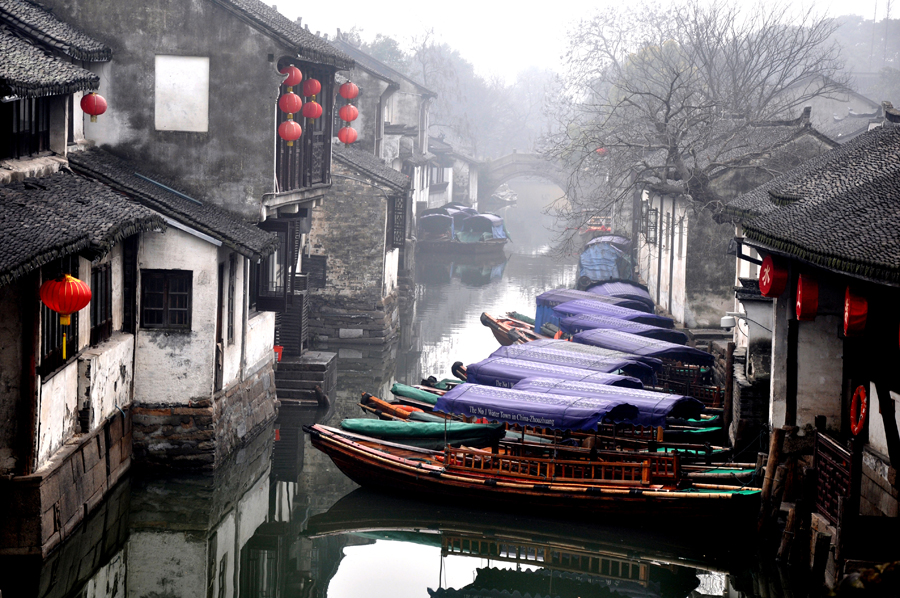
left=340, top=419, right=506, bottom=450
left=391, top=383, right=440, bottom=405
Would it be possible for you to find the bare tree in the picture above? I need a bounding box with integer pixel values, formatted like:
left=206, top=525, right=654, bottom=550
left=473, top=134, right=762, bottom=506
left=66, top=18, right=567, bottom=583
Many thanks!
left=543, top=0, right=846, bottom=253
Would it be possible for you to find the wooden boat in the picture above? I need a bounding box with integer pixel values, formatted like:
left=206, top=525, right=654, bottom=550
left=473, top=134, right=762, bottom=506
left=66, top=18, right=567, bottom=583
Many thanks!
left=339, top=418, right=505, bottom=451
left=480, top=312, right=548, bottom=345
left=418, top=212, right=510, bottom=255
left=305, top=424, right=761, bottom=521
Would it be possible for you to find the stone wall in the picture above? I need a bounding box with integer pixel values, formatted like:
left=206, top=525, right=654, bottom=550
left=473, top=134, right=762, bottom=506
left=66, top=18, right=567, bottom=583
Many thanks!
left=132, top=359, right=276, bottom=469
left=0, top=408, right=132, bottom=556
left=732, top=355, right=770, bottom=454
left=860, top=446, right=899, bottom=518
left=309, top=290, right=400, bottom=345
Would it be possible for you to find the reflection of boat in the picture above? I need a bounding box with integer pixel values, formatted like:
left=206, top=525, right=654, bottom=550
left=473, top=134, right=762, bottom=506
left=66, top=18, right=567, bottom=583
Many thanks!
left=416, top=252, right=509, bottom=287
left=305, top=487, right=752, bottom=573
left=418, top=210, right=510, bottom=255
left=305, top=424, right=760, bottom=522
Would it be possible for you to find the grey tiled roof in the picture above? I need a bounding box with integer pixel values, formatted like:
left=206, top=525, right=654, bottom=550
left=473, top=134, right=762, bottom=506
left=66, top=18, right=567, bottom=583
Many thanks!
left=332, top=38, right=436, bottom=96
left=0, top=0, right=111, bottom=62
left=0, top=171, right=165, bottom=287
left=333, top=145, right=410, bottom=192
left=0, top=28, right=100, bottom=97
left=68, top=148, right=279, bottom=260
left=741, top=125, right=900, bottom=284
left=212, top=0, right=352, bottom=69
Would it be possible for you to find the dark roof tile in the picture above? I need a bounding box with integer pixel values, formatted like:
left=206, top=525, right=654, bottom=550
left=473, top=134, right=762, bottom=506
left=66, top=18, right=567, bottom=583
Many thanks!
left=0, top=29, right=100, bottom=97
left=68, top=148, right=279, bottom=260
left=333, top=144, right=410, bottom=191
left=0, top=0, right=111, bottom=62
left=0, top=170, right=164, bottom=287
left=212, top=0, right=352, bottom=69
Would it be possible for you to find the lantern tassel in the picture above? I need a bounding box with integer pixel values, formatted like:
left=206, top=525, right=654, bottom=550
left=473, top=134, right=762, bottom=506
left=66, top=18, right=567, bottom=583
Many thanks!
left=63, top=332, right=67, bottom=360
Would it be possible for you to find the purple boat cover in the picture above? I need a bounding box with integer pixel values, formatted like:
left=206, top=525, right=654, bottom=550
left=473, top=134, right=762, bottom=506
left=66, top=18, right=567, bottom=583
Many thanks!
left=585, top=281, right=655, bottom=312
left=434, top=384, right=640, bottom=430
left=559, top=314, right=688, bottom=344
left=489, top=344, right=656, bottom=380
left=536, top=288, right=652, bottom=313
left=465, top=357, right=643, bottom=389
left=553, top=300, right=675, bottom=329
left=573, top=329, right=714, bottom=365
left=517, top=338, right=663, bottom=369
left=512, top=377, right=704, bottom=427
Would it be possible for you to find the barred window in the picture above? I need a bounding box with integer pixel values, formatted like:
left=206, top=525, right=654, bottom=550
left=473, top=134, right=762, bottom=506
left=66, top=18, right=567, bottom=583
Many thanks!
left=141, top=270, right=192, bottom=329
left=647, top=208, right=658, bottom=245
left=90, top=264, right=112, bottom=345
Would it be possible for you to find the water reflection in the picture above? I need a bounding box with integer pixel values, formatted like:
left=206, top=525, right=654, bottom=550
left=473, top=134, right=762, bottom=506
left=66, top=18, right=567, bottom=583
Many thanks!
left=0, top=180, right=809, bottom=598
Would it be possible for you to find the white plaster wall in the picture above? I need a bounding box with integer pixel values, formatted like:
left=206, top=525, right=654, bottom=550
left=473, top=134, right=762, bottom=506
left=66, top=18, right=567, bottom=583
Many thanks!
left=78, top=332, right=134, bottom=431
left=770, top=295, right=791, bottom=428
left=218, top=250, right=245, bottom=389
left=383, top=247, right=399, bottom=295
left=866, top=385, right=900, bottom=461
left=83, top=62, right=130, bottom=145
left=211, top=511, right=236, bottom=598
left=36, top=361, right=79, bottom=468
left=245, top=310, right=275, bottom=373
left=85, top=549, right=126, bottom=598
left=383, top=135, right=400, bottom=164
left=796, top=315, right=844, bottom=431
left=154, top=56, right=210, bottom=133
left=126, top=532, right=206, bottom=598
left=237, top=468, right=270, bottom=548
left=77, top=257, right=91, bottom=352
left=110, top=244, right=124, bottom=332
left=134, top=229, right=217, bottom=404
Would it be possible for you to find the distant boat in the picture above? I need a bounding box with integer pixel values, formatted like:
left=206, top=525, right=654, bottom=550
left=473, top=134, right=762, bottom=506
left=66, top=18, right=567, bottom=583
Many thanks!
left=418, top=206, right=510, bottom=254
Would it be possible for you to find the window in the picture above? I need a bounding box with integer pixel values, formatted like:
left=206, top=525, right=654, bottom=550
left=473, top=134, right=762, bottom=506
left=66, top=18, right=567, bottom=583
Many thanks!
left=276, top=61, right=333, bottom=193
left=90, top=263, right=112, bottom=345
left=227, top=254, right=236, bottom=344
left=0, top=97, right=50, bottom=160
left=647, top=208, right=658, bottom=245
left=39, top=255, right=80, bottom=376
left=430, top=165, right=445, bottom=185
left=141, top=270, right=192, bottom=330
left=389, top=192, right=407, bottom=249
left=251, top=219, right=297, bottom=312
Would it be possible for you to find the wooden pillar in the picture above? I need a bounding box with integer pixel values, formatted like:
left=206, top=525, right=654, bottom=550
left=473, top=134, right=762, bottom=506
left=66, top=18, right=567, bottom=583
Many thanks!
left=724, top=341, right=735, bottom=444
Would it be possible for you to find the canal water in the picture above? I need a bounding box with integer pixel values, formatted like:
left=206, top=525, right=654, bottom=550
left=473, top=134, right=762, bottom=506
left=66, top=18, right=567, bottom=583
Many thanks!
left=0, top=180, right=803, bottom=598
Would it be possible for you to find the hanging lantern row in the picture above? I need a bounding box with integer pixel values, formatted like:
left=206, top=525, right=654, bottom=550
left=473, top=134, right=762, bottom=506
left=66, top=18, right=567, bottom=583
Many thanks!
left=39, top=274, right=92, bottom=359
left=337, top=79, right=358, bottom=145
left=301, top=100, right=322, bottom=119
left=277, top=65, right=325, bottom=146
left=80, top=92, right=107, bottom=123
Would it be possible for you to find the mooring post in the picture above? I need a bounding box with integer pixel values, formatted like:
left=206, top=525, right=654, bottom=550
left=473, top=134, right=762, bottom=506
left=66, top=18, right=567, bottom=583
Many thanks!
left=758, top=427, right=786, bottom=532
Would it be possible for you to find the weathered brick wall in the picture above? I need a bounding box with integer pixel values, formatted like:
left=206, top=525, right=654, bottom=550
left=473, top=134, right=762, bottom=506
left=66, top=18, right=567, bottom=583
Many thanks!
left=0, top=408, right=132, bottom=556
left=308, top=162, right=400, bottom=344
left=132, top=359, right=276, bottom=469
left=860, top=447, right=899, bottom=517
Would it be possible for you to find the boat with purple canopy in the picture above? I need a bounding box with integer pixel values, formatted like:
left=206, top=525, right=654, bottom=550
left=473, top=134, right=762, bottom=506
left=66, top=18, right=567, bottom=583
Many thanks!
left=573, top=329, right=714, bottom=366
left=496, top=338, right=664, bottom=369
left=462, top=357, right=643, bottom=389
left=552, top=299, right=675, bottom=329
left=559, top=313, right=688, bottom=344
left=511, top=377, right=703, bottom=428
left=433, top=384, right=641, bottom=429
left=488, top=344, right=656, bottom=382
left=584, top=280, right=655, bottom=312
left=534, top=288, right=651, bottom=332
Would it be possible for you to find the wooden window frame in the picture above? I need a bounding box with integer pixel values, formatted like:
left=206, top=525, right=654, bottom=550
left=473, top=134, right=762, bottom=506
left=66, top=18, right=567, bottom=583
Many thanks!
left=0, top=97, right=50, bottom=160
left=254, top=219, right=296, bottom=313
left=140, top=270, right=193, bottom=330
left=647, top=208, right=658, bottom=245
left=39, top=255, right=80, bottom=377
left=227, top=254, right=236, bottom=344
left=90, top=263, right=113, bottom=345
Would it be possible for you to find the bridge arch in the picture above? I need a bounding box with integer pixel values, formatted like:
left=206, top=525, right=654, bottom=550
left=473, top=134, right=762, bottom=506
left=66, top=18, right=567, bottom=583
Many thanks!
left=478, top=153, right=569, bottom=202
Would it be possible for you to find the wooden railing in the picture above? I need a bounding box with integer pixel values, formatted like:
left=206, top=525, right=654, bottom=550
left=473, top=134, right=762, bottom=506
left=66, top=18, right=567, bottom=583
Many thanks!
left=815, top=432, right=856, bottom=526
left=444, top=446, right=679, bottom=485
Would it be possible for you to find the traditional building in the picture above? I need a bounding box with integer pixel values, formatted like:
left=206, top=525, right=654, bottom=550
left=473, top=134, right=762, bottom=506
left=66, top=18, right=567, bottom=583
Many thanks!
left=307, top=145, right=411, bottom=345
left=635, top=109, right=838, bottom=328
left=723, top=109, right=900, bottom=582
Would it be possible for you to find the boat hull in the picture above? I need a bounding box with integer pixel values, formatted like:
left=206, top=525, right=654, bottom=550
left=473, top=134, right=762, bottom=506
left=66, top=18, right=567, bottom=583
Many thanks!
left=307, top=425, right=759, bottom=523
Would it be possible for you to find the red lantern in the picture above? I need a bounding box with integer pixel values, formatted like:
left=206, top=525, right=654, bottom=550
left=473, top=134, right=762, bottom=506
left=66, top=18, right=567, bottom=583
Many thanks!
left=338, top=104, right=359, bottom=122
left=844, top=287, right=867, bottom=336
left=339, top=81, right=359, bottom=100
left=280, top=65, right=302, bottom=88
left=278, top=92, right=302, bottom=115
left=302, top=78, right=321, bottom=97
left=80, top=92, right=107, bottom=122
left=759, top=255, right=787, bottom=297
left=278, top=119, right=302, bottom=146
left=795, top=274, right=818, bottom=321
left=40, top=274, right=91, bottom=359
left=301, top=101, right=323, bottom=119
left=595, top=147, right=607, bottom=155
left=337, top=126, right=357, bottom=144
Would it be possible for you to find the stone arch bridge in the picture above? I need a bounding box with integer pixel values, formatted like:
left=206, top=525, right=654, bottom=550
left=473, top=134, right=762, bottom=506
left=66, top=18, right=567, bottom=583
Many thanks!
left=478, top=152, right=569, bottom=202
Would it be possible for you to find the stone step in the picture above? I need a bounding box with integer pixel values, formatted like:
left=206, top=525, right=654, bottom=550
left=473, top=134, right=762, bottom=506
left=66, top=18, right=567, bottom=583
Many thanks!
left=275, top=379, right=323, bottom=391
left=276, top=388, right=321, bottom=402
left=275, top=370, right=328, bottom=383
